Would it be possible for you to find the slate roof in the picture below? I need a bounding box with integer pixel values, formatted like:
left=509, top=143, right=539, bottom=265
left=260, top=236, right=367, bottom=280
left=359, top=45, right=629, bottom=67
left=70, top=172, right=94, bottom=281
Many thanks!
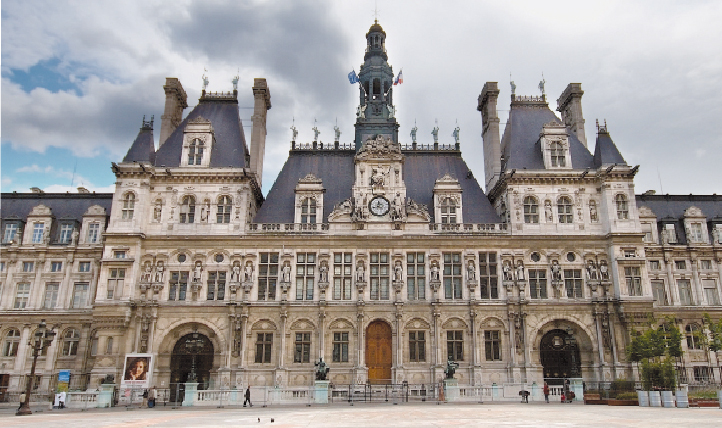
left=500, top=104, right=595, bottom=171
left=636, top=194, right=722, bottom=245
left=593, top=130, right=626, bottom=167
left=253, top=150, right=500, bottom=224
left=1, top=193, right=113, bottom=222
left=123, top=125, right=156, bottom=164
left=154, top=99, right=248, bottom=168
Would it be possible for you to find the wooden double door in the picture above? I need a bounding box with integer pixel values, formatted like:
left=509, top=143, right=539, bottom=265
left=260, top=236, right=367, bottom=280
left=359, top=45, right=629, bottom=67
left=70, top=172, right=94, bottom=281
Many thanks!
left=366, top=321, right=392, bottom=384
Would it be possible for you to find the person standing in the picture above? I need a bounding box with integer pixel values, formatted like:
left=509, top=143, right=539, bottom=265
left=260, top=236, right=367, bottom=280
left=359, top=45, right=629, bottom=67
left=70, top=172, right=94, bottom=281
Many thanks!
left=148, top=387, right=156, bottom=408
left=18, top=392, right=26, bottom=411
left=142, top=389, right=148, bottom=407
left=243, top=386, right=252, bottom=407
left=543, top=382, right=550, bottom=403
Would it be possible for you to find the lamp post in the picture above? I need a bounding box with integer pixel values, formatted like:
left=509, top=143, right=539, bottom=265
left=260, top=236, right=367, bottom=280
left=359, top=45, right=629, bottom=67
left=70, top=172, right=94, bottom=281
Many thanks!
left=185, top=331, right=204, bottom=382
left=16, top=320, right=56, bottom=416
left=566, top=327, right=579, bottom=378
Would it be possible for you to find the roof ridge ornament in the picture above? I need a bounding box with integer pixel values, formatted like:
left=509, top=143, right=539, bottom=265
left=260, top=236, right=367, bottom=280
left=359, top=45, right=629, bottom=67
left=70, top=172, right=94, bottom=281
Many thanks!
left=202, top=68, right=209, bottom=91
left=596, top=119, right=608, bottom=133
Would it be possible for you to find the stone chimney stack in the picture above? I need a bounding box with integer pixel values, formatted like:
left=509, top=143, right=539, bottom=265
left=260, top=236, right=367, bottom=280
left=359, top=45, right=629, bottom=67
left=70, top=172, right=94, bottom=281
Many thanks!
left=478, top=82, right=502, bottom=191
left=159, top=78, right=188, bottom=148
left=250, top=78, right=272, bottom=189
left=557, top=83, right=587, bottom=148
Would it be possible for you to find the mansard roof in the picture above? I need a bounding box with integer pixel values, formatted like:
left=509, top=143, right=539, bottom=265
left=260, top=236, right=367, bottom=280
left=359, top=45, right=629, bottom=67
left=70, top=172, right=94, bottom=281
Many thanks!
left=636, top=194, right=722, bottom=222
left=122, top=121, right=156, bottom=164
left=0, top=193, right=113, bottom=223
left=154, top=97, right=249, bottom=168
left=500, top=100, right=595, bottom=171
left=593, top=128, right=626, bottom=167
left=253, top=149, right=500, bottom=224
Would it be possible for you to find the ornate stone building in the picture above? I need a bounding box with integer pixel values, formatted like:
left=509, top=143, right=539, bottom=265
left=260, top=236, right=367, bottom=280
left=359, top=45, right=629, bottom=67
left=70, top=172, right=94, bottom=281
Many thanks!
left=2, top=22, right=721, bottom=399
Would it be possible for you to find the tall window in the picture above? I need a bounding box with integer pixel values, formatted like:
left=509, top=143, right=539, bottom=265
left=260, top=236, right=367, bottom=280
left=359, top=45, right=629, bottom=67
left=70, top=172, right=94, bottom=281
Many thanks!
left=62, top=329, right=80, bottom=356
left=300, top=197, right=316, bottom=224
left=625, top=267, right=642, bottom=296
left=23, top=261, right=34, bottom=272
left=293, top=332, right=311, bottom=363
left=106, top=337, right=114, bottom=355
left=3, top=223, right=18, bottom=243
left=677, top=279, right=693, bottom=306
left=557, top=196, right=573, bottom=223
left=122, top=193, right=135, bottom=220
left=444, top=252, right=462, bottom=299
left=51, top=261, right=63, bottom=272
left=689, top=223, right=704, bottom=243
left=169, top=272, right=189, bottom=301
left=484, top=330, right=501, bottom=361
left=564, top=269, right=583, bottom=299
left=332, top=332, right=349, bottom=363
left=87, top=223, right=100, bottom=244
left=649, top=260, right=661, bottom=271
left=409, top=331, right=426, bottom=362
left=523, top=196, right=539, bottom=223
left=217, top=196, right=232, bottom=223
left=32, top=222, right=45, bottom=243
left=642, top=223, right=653, bottom=242
left=369, top=252, right=390, bottom=300
left=59, top=223, right=73, bottom=244
left=333, top=252, right=353, bottom=300
left=107, top=268, right=125, bottom=299
left=447, top=330, right=463, bottom=361
left=255, top=333, right=273, bottom=363
left=675, top=260, right=687, bottom=270
left=615, top=194, right=629, bottom=219
left=207, top=271, right=226, bottom=300
left=3, top=329, right=20, bottom=357
left=188, top=138, right=204, bottom=165
left=685, top=324, right=702, bottom=350
left=258, top=252, right=279, bottom=301
left=296, top=253, right=316, bottom=301
left=79, top=261, right=91, bottom=272
left=14, top=283, right=30, bottom=309
left=652, top=280, right=668, bottom=305
left=43, top=283, right=59, bottom=309
left=478, top=252, right=499, bottom=299
left=407, top=252, right=426, bottom=300
left=665, top=223, right=678, bottom=244
left=180, top=196, right=196, bottom=224
left=700, top=260, right=713, bottom=270
left=440, top=197, right=457, bottom=224
left=71, top=282, right=89, bottom=308
left=550, top=142, right=566, bottom=167
left=703, top=279, right=720, bottom=306
left=528, top=269, right=547, bottom=299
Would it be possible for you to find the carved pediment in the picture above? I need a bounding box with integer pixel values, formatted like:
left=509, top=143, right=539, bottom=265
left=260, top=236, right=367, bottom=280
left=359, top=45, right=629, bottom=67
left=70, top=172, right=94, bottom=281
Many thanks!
left=480, top=316, right=505, bottom=329
left=28, top=204, right=52, bottom=217
left=250, top=319, right=277, bottom=330
left=329, top=318, right=354, bottom=330
left=289, top=318, right=316, bottom=330
left=357, top=135, right=401, bottom=158
left=188, top=116, right=211, bottom=124
left=638, top=205, right=656, bottom=218
left=441, top=317, right=468, bottom=330
left=84, top=204, right=107, bottom=216
left=405, top=317, right=431, bottom=330
left=298, top=173, right=322, bottom=184
left=684, top=206, right=705, bottom=218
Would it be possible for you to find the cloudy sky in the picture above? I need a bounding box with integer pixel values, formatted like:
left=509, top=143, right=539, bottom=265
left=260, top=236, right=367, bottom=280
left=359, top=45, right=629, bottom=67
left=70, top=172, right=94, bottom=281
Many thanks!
left=2, top=0, right=721, bottom=196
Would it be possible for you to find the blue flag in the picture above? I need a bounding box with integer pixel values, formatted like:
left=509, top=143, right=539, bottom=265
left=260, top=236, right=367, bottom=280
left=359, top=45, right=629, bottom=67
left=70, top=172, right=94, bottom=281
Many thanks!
left=348, top=70, right=359, bottom=84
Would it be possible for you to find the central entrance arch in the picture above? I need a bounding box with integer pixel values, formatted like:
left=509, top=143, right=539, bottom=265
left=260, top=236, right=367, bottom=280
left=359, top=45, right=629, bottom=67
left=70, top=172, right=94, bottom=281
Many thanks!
left=540, top=329, right=581, bottom=381
left=170, top=332, right=214, bottom=402
left=366, top=320, right=392, bottom=384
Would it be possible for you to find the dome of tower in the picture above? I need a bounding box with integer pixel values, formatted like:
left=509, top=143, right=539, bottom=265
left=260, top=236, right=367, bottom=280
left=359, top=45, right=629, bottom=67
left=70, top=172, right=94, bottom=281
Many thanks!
left=366, top=20, right=386, bottom=36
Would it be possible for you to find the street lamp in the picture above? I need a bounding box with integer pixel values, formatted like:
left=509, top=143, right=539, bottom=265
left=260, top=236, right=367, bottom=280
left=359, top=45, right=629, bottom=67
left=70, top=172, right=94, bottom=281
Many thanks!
left=184, top=330, right=204, bottom=382
left=16, top=320, right=56, bottom=416
left=565, top=327, right=579, bottom=378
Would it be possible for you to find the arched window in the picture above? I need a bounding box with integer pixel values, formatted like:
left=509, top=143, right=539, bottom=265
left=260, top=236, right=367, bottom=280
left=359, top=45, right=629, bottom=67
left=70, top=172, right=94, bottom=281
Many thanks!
left=62, top=328, right=80, bottom=356
left=2, top=329, right=21, bottom=357
left=180, top=196, right=196, bottom=224
left=300, top=197, right=316, bottom=224
left=217, top=196, right=232, bottom=223
left=550, top=142, right=566, bottom=167
left=616, top=194, right=629, bottom=219
left=440, top=197, right=457, bottom=224
left=122, top=193, right=135, bottom=220
left=685, top=324, right=702, bottom=350
left=523, top=196, right=539, bottom=224
left=557, top=196, right=573, bottom=223
left=188, top=138, right=204, bottom=166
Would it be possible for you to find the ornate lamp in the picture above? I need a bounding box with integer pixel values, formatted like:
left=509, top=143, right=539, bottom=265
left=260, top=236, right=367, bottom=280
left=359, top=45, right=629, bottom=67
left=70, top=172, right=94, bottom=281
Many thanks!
left=184, top=330, right=204, bottom=382
left=16, top=320, right=56, bottom=416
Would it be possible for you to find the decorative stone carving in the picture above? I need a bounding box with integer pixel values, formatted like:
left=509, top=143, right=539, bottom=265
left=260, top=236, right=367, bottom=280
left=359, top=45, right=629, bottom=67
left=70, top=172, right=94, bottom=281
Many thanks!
left=599, top=260, right=610, bottom=281
left=318, top=260, right=329, bottom=292
left=545, top=200, right=553, bottom=222
left=141, top=261, right=153, bottom=283
left=586, top=260, right=599, bottom=280
left=357, top=135, right=401, bottom=157
left=242, top=261, right=254, bottom=292
left=515, top=260, right=525, bottom=281
left=502, top=260, right=513, bottom=282
left=154, top=261, right=165, bottom=283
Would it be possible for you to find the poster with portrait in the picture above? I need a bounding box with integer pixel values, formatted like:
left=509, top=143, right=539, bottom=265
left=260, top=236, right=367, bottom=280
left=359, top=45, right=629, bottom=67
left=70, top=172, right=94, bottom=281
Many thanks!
left=121, top=353, right=153, bottom=389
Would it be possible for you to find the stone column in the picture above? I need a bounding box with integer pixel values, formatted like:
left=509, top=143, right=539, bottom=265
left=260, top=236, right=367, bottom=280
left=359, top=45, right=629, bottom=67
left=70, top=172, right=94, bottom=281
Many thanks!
left=239, top=311, right=249, bottom=368
left=318, top=310, right=326, bottom=362
left=134, top=315, right=142, bottom=352
left=690, top=256, right=704, bottom=305
left=469, top=309, right=478, bottom=384
left=664, top=254, right=677, bottom=305
left=147, top=313, right=157, bottom=353
left=16, top=324, right=32, bottom=372
left=593, top=308, right=606, bottom=381
left=356, top=311, right=365, bottom=369
left=277, top=310, right=287, bottom=368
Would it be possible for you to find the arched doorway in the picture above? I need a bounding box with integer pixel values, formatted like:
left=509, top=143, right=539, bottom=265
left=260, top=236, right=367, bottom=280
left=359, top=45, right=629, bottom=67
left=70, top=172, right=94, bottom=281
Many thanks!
left=366, top=321, right=392, bottom=384
left=540, top=329, right=581, bottom=382
left=170, top=332, right=214, bottom=402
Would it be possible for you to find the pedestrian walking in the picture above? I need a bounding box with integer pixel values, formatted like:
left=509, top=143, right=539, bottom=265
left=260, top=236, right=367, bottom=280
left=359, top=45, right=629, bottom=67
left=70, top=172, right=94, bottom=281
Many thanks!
left=18, top=392, right=26, bottom=411
left=142, top=389, right=148, bottom=407
left=148, top=386, right=156, bottom=408
left=243, top=386, right=252, bottom=407
left=543, top=382, right=550, bottom=403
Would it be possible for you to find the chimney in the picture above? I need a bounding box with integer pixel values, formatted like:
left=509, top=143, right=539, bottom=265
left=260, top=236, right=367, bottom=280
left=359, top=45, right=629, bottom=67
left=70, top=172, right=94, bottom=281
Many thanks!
left=159, top=78, right=188, bottom=147
left=557, top=83, right=587, bottom=148
left=478, top=82, right=501, bottom=191
left=249, top=78, right=272, bottom=189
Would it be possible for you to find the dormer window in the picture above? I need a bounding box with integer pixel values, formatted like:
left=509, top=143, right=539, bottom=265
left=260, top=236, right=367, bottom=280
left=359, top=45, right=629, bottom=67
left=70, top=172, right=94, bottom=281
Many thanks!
left=440, top=197, right=457, bottom=224
left=180, top=195, right=196, bottom=223
left=523, top=196, right=539, bottom=224
left=3, top=223, right=18, bottom=243
left=301, top=197, right=317, bottom=224
left=217, top=196, right=232, bottom=223
left=32, top=222, right=45, bottom=243
left=188, top=138, right=204, bottom=166
left=664, top=223, right=678, bottom=244
left=557, top=196, right=573, bottom=223
left=689, top=222, right=704, bottom=243
left=616, top=194, right=629, bottom=219
left=122, top=193, right=135, bottom=219
left=294, top=173, right=325, bottom=224
left=87, top=223, right=100, bottom=244
left=550, top=142, right=566, bottom=167
left=59, top=223, right=73, bottom=244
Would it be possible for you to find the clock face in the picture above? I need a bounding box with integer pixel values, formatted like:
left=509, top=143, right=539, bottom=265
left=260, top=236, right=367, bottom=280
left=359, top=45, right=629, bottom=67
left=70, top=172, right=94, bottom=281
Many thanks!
left=369, top=196, right=390, bottom=216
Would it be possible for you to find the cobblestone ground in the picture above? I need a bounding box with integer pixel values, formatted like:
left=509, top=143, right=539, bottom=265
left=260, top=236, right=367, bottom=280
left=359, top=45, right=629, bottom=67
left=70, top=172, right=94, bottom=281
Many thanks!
left=2, top=402, right=722, bottom=428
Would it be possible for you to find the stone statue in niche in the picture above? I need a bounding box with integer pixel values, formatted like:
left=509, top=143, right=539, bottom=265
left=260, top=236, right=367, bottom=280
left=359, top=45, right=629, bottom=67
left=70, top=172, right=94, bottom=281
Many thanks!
left=356, top=262, right=365, bottom=283
left=319, top=261, right=329, bottom=283
left=154, top=261, right=165, bottom=283
left=599, top=260, right=609, bottom=280
left=430, top=261, right=440, bottom=281
left=231, top=262, right=241, bottom=283
left=467, top=261, right=476, bottom=281
left=193, top=261, right=203, bottom=282
left=153, top=201, right=162, bottom=222
left=243, top=261, right=254, bottom=283
left=141, top=262, right=153, bottom=283
left=550, top=260, right=561, bottom=281
left=394, top=261, right=403, bottom=283
left=200, top=200, right=210, bottom=222
left=502, top=260, right=513, bottom=281
left=545, top=200, right=553, bottom=222
left=516, top=261, right=525, bottom=281
left=589, top=200, right=598, bottom=222
left=280, top=262, right=292, bottom=283
left=586, top=260, right=599, bottom=280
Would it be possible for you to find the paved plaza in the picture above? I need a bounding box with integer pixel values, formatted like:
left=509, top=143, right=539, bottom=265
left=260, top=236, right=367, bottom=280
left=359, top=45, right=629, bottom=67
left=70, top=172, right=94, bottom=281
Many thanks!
left=1, top=402, right=721, bottom=428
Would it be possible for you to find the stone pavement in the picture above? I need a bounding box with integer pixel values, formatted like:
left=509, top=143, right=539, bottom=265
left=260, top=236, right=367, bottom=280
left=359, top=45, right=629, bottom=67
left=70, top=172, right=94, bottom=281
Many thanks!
left=1, top=402, right=721, bottom=428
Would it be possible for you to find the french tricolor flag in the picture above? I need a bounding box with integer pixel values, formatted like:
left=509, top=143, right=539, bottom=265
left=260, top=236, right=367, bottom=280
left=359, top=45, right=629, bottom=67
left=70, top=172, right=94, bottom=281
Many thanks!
left=393, top=70, right=403, bottom=85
